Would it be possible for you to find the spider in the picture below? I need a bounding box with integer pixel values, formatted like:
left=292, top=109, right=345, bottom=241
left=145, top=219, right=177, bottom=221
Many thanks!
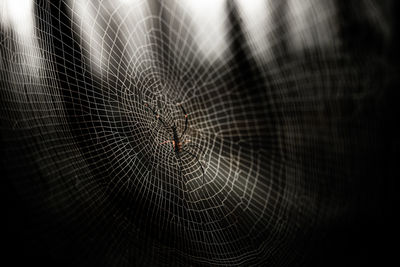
left=144, top=102, right=205, bottom=186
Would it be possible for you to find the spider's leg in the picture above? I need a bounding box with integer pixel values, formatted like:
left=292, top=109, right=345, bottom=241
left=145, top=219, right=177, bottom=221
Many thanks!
left=181, top=150, right=205, bottom=187
left=174, top=154, right=189, bottom=218
left=184, top=143, right=206, bottom=168
left=145, top=102, right=169, bottom=128
left=176, top=155, right=186, bottom=193
left=179, top=105, right=188, bottom=139
left=160, top=140, right=173, bottom=146
left=184, top=142, right=202, bottom=152
left=138, top=88, right=144, bottom=103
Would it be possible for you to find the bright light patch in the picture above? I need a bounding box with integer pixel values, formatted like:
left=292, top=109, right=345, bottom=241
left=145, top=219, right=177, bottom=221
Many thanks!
left=70, top=0, right=105, bottom=73
left=236, top=0, right=274, bottom=63
left=118, top=0, right=135, bottom=4
left=0, top=0, right=34, bottom=37
left=180, top=0, right=228, bottom=62
left=287, top=0, right=338, bottom=51
left=70, top=0, right=151, bottom=74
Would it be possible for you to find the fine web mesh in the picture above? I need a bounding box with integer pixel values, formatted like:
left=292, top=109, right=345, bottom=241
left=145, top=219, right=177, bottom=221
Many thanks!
left=0, top=0, right=395, bottom=266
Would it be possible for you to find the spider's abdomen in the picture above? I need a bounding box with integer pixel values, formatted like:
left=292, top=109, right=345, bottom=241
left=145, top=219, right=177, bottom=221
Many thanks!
left=172, top=127, right=181, bottom=153
left=176, top=142, right=182, bottom=153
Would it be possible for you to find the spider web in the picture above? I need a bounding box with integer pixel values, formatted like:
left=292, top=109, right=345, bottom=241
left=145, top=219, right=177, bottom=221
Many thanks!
left=0, top=0, right=396, bottom=266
